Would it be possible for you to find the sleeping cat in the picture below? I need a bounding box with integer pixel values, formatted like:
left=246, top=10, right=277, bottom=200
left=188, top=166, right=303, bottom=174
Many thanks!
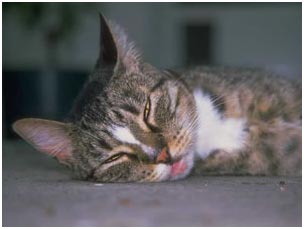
left=13, top=14, right=301, bottom=182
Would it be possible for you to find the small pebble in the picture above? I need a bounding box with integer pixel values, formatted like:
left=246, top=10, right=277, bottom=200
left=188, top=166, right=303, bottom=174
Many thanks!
left=279, top=180, right=287, bottom=192
left=94, top=183, right=104, bottom=186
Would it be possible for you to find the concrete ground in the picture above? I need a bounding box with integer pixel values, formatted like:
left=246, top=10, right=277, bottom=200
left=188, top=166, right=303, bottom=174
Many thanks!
left=3, top=140, right=302, bottom=226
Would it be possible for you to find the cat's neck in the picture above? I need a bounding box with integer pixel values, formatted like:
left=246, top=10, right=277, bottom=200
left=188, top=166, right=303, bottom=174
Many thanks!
left=193, top=89, right=248, bottom=159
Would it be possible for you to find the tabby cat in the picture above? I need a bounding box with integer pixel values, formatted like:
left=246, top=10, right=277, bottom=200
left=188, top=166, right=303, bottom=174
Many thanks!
left=13, top=14, right=301, bottom=182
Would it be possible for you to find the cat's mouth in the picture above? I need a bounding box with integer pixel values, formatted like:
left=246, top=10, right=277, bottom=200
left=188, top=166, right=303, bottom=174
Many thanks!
left=154, top=145, right=195, bottom=181
left=170, top=159, right=188, bottom=178
left=148, top=153, right=193, bottom=182
left=168, top=153, right=194, bottom=180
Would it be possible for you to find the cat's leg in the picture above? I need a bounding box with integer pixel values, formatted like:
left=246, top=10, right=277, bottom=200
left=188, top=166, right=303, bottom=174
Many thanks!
left=193, top=120, right=302, bottom=176
left=192, top=149, right=248, bottom=176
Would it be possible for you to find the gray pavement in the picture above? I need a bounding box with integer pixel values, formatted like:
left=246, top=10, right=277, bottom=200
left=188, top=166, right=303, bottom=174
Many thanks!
left=3, top=140, right=302, bottom=226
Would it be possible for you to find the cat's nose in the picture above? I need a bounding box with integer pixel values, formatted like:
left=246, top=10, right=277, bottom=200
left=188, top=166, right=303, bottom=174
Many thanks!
left=156, top=147, right=171, bottom=164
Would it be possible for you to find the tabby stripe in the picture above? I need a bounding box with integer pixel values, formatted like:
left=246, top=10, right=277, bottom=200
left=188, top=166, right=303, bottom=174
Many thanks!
left=169, top=89, right=181, bottom=119
left=100, top=128, right=113, bottom=137
left=98, top=138, right=112, bottom=150
left=175, top=89, right=181, bottom=110
left=146, top=122, right=162, bottom=133
left=151, top=79, right=168, bottom=92
left=167, top=93, right=172, bottom=114
left=118, top=104, right=140, bottom=115
left=112, top=109, right=124, bottom=121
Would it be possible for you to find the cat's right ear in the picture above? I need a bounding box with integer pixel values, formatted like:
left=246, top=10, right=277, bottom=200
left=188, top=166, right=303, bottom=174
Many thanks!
left=12, top=118, right=74, bottom=165
left=95, top=13, right=118, bottom=68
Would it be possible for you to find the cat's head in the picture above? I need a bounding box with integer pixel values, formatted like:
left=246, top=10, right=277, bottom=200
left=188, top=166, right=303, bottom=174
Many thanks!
left=13, top=14, right=198, bottom=182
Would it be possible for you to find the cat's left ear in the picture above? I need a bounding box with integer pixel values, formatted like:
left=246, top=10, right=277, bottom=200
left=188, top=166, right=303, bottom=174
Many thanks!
left=12, top=118, right=74, bottom=165
left=96, top=13, right=141, bottom=73
left=96, top=13, right=118, bottom=68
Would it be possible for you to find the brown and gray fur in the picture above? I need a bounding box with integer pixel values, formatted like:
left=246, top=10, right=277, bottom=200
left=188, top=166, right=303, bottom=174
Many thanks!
left=13, top=14, right=301, bottom=182
left=184, top=67, right=301, bottom=176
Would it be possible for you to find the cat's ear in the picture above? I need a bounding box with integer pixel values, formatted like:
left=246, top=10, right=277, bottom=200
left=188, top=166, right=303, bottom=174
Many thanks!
left=96, top=13, right=118, bottom=68
left=96, top=13, right=141, bottom=73
left=12, top=118, right=73, bottom=165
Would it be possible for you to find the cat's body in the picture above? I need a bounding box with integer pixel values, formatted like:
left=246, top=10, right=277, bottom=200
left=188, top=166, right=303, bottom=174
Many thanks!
left=183, top=67, right=301, bottom=175
left=13, top=15, right=301, bottom=182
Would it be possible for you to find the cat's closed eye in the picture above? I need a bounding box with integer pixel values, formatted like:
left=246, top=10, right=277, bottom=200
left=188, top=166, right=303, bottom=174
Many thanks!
left=103, top=152, right=126, bottom=164
left=103, top=152, right=140, bottom=164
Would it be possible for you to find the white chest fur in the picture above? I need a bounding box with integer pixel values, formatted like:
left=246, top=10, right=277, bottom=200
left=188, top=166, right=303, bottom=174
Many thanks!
left=193, top=89, right=248, bottom=159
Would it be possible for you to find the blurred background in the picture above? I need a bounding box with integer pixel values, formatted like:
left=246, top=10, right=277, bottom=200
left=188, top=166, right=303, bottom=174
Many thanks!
left=3, top=2, right=301, bottom=138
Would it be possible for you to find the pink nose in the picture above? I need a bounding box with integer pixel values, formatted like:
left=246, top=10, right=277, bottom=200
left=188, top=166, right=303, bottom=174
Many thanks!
left=156, top=147, right=171, bottom=164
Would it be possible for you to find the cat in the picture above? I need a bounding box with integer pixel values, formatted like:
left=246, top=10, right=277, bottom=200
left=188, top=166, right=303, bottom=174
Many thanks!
left=13, top=14, right=301, bottom=182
